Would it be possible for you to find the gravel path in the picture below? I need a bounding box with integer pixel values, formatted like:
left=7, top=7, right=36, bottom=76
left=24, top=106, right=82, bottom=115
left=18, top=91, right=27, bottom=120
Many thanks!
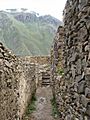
left=28, top=86, right=57, bottom=120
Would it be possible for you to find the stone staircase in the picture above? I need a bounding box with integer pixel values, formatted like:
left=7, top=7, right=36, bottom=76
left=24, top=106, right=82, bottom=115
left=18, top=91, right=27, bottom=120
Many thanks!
left=42, top=71, right=51, bottom=86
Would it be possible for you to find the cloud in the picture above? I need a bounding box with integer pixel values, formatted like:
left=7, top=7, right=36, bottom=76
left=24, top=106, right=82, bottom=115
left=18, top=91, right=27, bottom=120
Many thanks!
left=0, top=0, right=67, bottom=20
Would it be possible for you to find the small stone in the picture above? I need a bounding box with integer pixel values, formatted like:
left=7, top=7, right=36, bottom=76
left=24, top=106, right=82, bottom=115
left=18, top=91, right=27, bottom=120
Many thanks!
left=85, top=88, right=90, bottom=98
left=0, top=53, right=3, bottom=58
left=86, top=104, right=90, bottom=116
left=77, top=81, right=85, bottom=94
left=5, top=61, right=11, bottom=68
left=76, top=59, right=82, bottom=74
left=76, top=75, right=82, bottom=82
left=85, top=68, right=90, bottom=75
left=85, top=45, right=89, bottom=52
left=84, top=116, right=88, bottom=120
left=88, top=52, right=90, bottom=60
left=70, top=53, right=78, bottom=62
left=80, top=95, right=88, bottom=107
left=75, top=118, right=79, bottom=120
left=85, top=68, right=90, bottom=81
left=65, top=114, right=72, bottom=120
left=71, top=65, right=76, bottom=79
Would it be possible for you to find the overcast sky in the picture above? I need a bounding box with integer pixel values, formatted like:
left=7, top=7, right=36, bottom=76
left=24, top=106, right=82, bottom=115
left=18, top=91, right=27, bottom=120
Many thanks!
left=0, top=0, right=67, bottom=20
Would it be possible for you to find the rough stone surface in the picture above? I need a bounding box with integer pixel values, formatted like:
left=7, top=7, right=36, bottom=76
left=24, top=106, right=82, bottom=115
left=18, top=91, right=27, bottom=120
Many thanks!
left=0, top=43, right=36, bottom=120
left=51, top=26, right=65, bottom=116
left=20, top=56, right=50, bottom=65
left=51, top=0, right=90, bottom=119
left=0, top=42, right=50, bottom=120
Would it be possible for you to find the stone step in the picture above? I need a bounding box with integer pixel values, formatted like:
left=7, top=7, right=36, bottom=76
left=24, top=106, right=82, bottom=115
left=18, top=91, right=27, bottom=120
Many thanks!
left=42, top=81, right=50, bottom=84
left=42, top=82, right=50, bottom=85
left=42, top=75, right=50, bottom=79
left=42, top=74, right=50, bottom=77
left=42, top=77, right=50, bottom=79
left=42, top=80, right=50, bottom=85
left=42, top=78, right=50, bottom=81
left=42, top=71, right=50, bottom=86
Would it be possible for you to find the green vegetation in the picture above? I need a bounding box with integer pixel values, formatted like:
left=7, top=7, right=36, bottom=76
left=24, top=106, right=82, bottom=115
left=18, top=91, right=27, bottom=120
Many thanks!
left=57, top=68, right=64, bottom=75
left=26, top=93, right=37, bottom=115
left=0, top=11, right=61, bottom=56
left=51, top=96, right=59, bottom=118
left=22, top=93, right=37, bottom=120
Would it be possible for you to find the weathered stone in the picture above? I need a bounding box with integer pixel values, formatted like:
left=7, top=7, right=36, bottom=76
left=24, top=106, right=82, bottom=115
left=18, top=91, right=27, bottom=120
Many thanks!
left=88, top=52, right=90, bottom=60
left=76, top=75, right=82, bottom=82
left=75, top=118, right=79, bottom=120
left=85, top=68, right=90, bottom=75
left=0, top=52, right=3, bottom=58
left=70, top=53, right=78, bottom=62
left=84, top=116, right=88, bottom=120
left=85, top=88, right=90, bottom=98
left=85, top=45, right=89, bottom=52
left=51, top=0, right=90, bottom=119
left=76, top=59, right=82, bottom=74
left=0, top=43, right=36, bottom=120
left=86, top=104, right=90, bottom=116
left=65, top=115, right=72, bottom=120
left=71, top=65, right=76, bottom=79
left=78, top=81, right=85, bottom=94
left=80, top=95, right=88, bottom=107
left=85, top=68, right=90, bottom=81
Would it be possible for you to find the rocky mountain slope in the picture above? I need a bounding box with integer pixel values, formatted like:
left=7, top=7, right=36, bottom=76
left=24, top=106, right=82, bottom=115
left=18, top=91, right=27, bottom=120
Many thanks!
left=0, top=10, right=61, bottom=56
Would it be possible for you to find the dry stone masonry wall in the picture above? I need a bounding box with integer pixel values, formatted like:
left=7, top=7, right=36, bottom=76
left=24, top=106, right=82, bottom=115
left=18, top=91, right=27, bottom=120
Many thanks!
left=20, top=56, right=50, bottom=65
left=19, top=56, right=50, bottom=88
left=0, top=43, right=50, bottom=120
left=0, top=43, right=36, bottom=120
left=63, top=0, right=90, bottom=119
left=51, top=0, right=90, bottom=119
left=0, top=43, right=20, bottom=120
left=18, top=58, right=36, bottom=119
left=51, top=26, right=64, bottom=97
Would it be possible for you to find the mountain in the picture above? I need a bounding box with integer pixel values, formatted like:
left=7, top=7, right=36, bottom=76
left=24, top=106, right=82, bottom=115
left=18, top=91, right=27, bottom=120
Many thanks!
left=0, top=10, right=62, bottom=56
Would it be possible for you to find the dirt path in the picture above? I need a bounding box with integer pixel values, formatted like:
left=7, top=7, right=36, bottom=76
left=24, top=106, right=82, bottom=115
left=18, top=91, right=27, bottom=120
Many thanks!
left=29, top=86, right=58, bottom=120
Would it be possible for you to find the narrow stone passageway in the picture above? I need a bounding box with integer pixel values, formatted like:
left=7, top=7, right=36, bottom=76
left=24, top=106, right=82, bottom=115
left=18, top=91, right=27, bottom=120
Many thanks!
left=1, top=0, right=90, bottom=119
left=25, top=86, right=58, bottom=120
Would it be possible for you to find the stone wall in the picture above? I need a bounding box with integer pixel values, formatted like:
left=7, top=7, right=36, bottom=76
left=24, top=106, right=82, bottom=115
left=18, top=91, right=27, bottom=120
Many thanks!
left=19, top=56, right=50, bottom=88
left=20, top=56, right=50, bottom=65
left=51, top=0, right=90, bottom=119
left=0, top=42, right=20, bottom=120
left=18, top=59, right=36, bottom=119
left=0, top=43, right=36, bottom=120
left=51, top=26, right=65, bottom=115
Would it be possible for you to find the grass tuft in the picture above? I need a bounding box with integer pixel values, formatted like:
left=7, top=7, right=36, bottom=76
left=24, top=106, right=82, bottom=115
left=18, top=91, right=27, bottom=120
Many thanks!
left=25, top=93, right=37, bottom=116
left=51, top=96, right=60, bottom=118
left=57, top=68, right=64, bottom=75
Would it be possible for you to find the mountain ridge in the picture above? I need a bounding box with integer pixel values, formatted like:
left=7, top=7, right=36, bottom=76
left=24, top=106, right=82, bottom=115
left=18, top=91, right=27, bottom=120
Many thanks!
left=0, top=10, right=62, bottom=56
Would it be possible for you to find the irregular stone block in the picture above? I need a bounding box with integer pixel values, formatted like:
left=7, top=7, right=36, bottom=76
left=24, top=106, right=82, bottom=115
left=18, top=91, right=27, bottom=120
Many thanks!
left=70, top=53, right=78, bottom=62
left=71, top=65, right=76, bottom=79
left=86, top=104, right=90, bottom=116
left=80, top=95, right=88, bottom=107
left=78, top=81, right=85, bottom=94
left=85, top=88, right=90, bottom=98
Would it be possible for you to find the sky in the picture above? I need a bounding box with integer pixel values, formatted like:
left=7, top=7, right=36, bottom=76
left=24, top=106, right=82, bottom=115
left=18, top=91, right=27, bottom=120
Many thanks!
left=0, top=0, right=67, bottom=21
